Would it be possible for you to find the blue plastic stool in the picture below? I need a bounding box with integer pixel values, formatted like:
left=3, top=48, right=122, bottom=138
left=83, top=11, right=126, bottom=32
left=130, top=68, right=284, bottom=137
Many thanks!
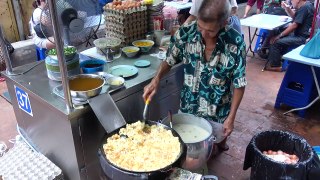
left=275, top=62, right=317, bottom=117
left=281, top=47, right=298, bottom=71
left=254, top=29, right=269, bottom=52
left=36, top=47, right=47, bottom=61
left=281, top=59, right=289, bottom=71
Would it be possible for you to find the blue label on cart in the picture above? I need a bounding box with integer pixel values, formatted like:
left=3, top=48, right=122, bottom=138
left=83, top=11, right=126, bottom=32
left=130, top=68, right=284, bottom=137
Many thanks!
left=14, top=85, right=33, bottom=116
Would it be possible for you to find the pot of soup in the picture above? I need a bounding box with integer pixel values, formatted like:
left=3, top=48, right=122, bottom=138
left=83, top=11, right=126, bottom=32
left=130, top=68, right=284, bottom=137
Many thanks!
left=162, top=113, right=216, bottom=171
left=68, top=74, right=105, bottom=100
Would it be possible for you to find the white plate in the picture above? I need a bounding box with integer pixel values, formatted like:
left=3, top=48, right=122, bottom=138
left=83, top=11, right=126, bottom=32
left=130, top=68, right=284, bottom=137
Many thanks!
left=134, top=60, right=151, bottom=68
left=109, top=65, right=139, bottom=78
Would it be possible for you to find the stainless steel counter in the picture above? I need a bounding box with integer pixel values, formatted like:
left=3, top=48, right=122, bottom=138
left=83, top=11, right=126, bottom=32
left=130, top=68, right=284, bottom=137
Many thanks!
left=5, top=52, right=161, bottom=114
left=2, top=51, right=183, bottom=180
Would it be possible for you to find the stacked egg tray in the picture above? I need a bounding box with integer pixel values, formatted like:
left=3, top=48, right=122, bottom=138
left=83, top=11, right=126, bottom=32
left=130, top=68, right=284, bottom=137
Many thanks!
left=104, top=5, right=148, bottom=45
left=0, top=140, right=63, bottom=180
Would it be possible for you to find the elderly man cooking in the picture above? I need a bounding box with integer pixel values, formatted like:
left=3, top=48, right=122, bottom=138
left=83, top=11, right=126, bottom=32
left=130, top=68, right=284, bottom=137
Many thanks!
left=143, top=0, right=246, bottom=152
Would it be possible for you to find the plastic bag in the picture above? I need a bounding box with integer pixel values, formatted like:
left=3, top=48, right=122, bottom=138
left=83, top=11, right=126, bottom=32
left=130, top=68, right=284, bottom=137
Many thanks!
left=300, top=30, right=320, bottom=59
left=243, top=130, right=320, bottom=180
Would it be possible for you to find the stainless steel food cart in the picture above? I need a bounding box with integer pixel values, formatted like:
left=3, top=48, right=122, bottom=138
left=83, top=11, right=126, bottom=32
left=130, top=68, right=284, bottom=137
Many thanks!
left=0, top=1, right=183, bottom=179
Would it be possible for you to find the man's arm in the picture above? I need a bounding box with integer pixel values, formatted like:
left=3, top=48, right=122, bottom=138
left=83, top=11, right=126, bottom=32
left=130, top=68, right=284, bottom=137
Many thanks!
left=223, top=87, right=245, bottom=136
left=184, top=15, right=197, bottom=25
left=231, top=7, right=238, bottom=15
left=280, top=22, right=298, bottom=37
left=282, top=1, right=295, bottom=18
left=143, top=61, right=171, bottom=101
left=271, top=22, right=298, bottom=43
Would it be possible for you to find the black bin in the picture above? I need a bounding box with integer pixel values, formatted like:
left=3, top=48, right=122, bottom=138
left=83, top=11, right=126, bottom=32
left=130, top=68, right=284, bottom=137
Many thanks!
left=243, top=130, right=320, bottom=180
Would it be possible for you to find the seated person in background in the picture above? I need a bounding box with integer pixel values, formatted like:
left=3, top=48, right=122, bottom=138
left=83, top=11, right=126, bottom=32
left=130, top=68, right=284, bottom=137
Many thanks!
left=185, top=0, right=242, bottom=34
left=262, top=0, right=287, bottom=15
left=30, top=0, right=55, bottom=50
left=262, top=0, right=314, bottom=71
left=243, top=0, right=265, bottom=18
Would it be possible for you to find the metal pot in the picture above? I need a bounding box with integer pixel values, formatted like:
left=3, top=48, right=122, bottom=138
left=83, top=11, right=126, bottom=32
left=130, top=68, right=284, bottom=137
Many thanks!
left=162, top=113, right=216, bottom=171
left=68, top=74, right=105, bottom=100
left=98, top=120, right=187, bottom=180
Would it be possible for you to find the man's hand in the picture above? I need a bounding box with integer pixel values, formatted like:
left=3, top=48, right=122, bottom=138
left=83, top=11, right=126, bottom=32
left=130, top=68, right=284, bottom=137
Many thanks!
left=271, top=34, right=281, bottom=44
left=143, top=78, right=160, bottom=102
left=222, top=116, right=235, bottom=137
left=281, top=1, right=290, bottom=9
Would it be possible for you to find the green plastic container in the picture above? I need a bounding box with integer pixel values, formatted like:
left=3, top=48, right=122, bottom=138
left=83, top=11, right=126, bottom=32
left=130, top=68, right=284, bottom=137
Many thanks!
left=45, top=54, right=80, bottom=81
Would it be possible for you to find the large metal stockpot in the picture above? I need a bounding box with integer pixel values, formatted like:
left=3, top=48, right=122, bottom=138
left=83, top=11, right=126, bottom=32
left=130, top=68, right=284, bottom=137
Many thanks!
left=162, top=113, right=216, bottom=171
left=98, top=120, right=187, bottom=180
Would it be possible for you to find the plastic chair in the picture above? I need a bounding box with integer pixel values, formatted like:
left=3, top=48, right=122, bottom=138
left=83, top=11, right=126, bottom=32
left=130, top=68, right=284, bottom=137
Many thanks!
left=275, top=62, right=317, bottom=117
left=36, top=47, right=47, bottom=61
left=254, top=29, right=269, bottom=52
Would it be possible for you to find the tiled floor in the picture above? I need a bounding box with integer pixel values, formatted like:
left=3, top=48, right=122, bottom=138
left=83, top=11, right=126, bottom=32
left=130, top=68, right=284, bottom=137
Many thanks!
left=207, top=58, right=320, bottom=179
left=1, top=57, right=320, bottom=179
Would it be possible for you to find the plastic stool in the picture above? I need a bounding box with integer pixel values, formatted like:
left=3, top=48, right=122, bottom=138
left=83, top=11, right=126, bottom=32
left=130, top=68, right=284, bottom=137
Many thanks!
left=254, top=29, right=269, bottom=52
left=281, top=59, right=289, bottom=71
left=281, top=46, right=298, bottom=71
left=36, top=47, right=47, bottom=61
left=275, top=62, right=317, bottom=117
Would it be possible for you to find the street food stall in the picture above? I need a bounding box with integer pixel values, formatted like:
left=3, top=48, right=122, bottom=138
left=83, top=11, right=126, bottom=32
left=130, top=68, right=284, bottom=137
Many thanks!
left=2, top=0, right=319, bottom=180
left=0, top=0, right=186, bottom=179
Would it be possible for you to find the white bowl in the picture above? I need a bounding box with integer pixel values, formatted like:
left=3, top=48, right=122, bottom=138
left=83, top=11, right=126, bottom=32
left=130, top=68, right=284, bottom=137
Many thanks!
left=107, top=76, right=125, bottom=89
left=122, top=46, right=140, bottom=58
left=93, top=37, right=121, bottom=49
left=132, top=40, right=154, bottom=53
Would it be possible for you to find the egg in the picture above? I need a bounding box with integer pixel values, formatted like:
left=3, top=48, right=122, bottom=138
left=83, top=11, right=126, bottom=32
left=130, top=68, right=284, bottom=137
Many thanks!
left=263, top=151, right=268, bottom=155
left=277, top=150, right=283, bottom=155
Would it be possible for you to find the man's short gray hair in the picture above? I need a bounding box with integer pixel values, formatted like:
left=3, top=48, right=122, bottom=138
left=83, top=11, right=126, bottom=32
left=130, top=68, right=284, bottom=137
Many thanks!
left=198, top=0, right=231, bottom=25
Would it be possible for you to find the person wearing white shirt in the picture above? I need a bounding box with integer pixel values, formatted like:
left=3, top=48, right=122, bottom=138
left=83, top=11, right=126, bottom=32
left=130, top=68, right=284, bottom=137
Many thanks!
left=30, top=0, right=55, bottom=49
left=185, top=0, right=242, bottom=34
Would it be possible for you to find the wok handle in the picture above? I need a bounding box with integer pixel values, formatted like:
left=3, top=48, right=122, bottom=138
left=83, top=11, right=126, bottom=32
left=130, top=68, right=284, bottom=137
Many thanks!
left=159, top=165, right=174, bottom=173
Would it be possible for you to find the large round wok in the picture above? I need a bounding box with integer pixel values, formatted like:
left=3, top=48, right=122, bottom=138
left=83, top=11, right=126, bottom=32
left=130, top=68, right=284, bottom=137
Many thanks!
left=98, top=120, right=187, bottom=180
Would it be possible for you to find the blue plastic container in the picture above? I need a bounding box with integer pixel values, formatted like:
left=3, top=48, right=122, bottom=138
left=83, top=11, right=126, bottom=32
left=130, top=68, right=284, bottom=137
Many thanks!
left=80, top=59, right=106, bottom=74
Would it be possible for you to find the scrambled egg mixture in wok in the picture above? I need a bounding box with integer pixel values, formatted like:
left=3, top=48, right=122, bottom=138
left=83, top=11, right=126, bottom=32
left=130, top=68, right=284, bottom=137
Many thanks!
left=103, top=121, right=181, bottom=171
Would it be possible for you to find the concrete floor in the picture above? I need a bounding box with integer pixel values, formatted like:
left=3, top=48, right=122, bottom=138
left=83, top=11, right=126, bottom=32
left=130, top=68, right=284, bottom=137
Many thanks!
left=1, top=16, right=320, bottom=180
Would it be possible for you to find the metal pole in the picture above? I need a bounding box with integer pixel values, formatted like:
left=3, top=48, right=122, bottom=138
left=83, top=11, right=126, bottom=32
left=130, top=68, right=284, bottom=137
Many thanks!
left=47, top=0, right=73, bottom=110
left=0, top=25, right=13, bottom=75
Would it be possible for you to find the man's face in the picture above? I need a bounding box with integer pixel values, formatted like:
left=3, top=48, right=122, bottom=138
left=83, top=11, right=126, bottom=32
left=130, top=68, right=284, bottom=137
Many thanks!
left=291, top=0, right=300, bottom=9
left=197, top=20, right=223, bottom=40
